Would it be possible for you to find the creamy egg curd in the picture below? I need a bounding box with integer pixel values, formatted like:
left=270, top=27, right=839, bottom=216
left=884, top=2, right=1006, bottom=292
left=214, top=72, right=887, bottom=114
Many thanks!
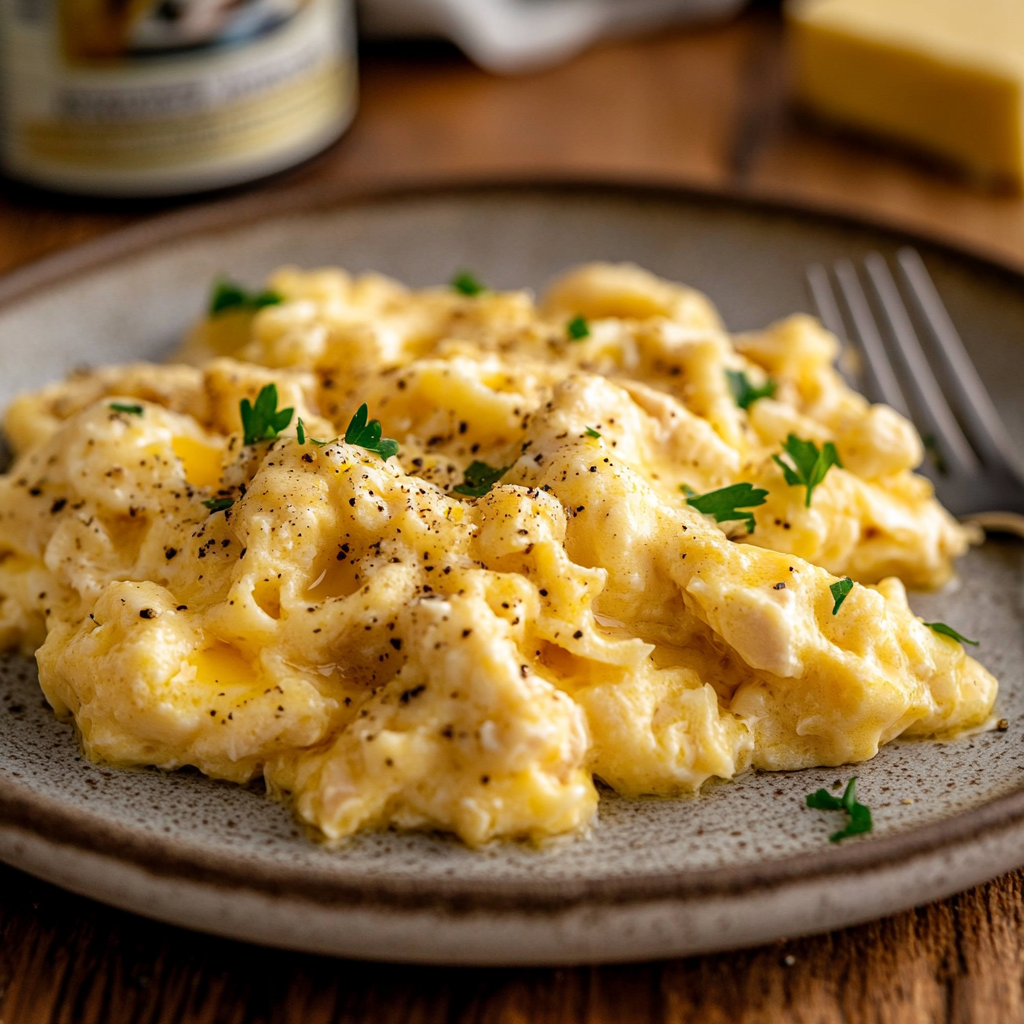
left=0, top=262, right=996, bottom=846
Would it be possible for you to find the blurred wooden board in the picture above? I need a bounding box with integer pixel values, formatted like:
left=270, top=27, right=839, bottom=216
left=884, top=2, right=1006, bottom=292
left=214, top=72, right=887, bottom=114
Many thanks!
left=3, top=9, right=1024, bottom=1022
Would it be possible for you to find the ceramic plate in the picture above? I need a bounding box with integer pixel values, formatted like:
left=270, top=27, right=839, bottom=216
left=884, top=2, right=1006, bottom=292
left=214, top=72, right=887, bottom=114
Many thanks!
left=2, top=183, right=1024, bottom=966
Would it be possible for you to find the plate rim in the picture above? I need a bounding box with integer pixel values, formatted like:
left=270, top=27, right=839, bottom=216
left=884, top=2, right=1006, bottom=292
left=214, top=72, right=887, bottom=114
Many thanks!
left=2, top=175, right=1024, bottom=920
left=3, top=173, right=1024, bottom=311
left=3, top=741, right=1024, bottom=913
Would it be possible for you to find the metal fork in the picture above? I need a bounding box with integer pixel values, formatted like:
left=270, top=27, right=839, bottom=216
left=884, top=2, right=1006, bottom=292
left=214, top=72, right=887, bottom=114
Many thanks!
left=805, top=248, right=1024, bottom=535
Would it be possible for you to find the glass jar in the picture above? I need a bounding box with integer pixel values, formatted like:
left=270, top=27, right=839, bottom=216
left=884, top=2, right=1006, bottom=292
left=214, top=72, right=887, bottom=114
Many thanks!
left=0, top=0, right=357, bottom=196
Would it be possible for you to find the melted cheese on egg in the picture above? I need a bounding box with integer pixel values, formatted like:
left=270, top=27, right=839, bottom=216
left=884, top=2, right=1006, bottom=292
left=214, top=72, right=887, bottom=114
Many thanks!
left=0, top=262, right=996, bottom=846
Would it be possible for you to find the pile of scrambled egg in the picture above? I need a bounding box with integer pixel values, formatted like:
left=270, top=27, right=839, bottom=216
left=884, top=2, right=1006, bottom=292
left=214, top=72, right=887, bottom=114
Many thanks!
left=0, top=262, right=997, bottom=846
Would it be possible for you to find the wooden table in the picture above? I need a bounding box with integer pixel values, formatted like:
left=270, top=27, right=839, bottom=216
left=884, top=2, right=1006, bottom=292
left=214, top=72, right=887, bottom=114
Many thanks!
left=4, top=8, right=1024, bottom=1022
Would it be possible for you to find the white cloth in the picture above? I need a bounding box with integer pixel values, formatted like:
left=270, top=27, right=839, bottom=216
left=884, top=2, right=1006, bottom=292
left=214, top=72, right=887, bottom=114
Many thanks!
left=357, top=0, right=748, bottom=74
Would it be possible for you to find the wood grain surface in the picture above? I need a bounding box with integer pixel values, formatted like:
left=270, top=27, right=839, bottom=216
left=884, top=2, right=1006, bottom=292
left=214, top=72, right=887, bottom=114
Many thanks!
left=4, top=7, right=1024, bottom=1022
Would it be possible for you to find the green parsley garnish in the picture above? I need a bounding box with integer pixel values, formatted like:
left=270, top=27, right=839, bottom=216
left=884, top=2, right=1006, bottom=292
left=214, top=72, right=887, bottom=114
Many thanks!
left=451, top=270, right=486, bottom=297
left=923, top=621, right=979, bottom=646
left=344, top=404, right=399, bottom=461
left=240, top=384, right=293, bottom=446
left=567, top=315, right=590, bottom=341
left=921, top=433, right=948, bottom=476
left=806, top=778, right=873, bottom=843
left=109, top=402, right=143, bottom=416
left=209, top=277, right=283, bottom=316
left=296, top=417, right=330, bottom=446
left=772, top=434, right=842, bottom=507
left=453, top=460, right=511, bottom=497
left=683, top=482, right=769, bottom=535
left=202, top=497, right=234, bottom=513
left=725, top=369, right=776, bottom=410
left=585, top=426, right=601, bottom=439
left=830, top=577, right=853, bottom=615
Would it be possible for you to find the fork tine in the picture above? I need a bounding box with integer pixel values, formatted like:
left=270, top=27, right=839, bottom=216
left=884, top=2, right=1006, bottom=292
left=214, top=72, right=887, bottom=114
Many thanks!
left=863, top=252, right=980, bottom=476
left=832, top=259, right=911, bottom=419
left=806, top=263, right=845, bottom=339
left=805, top=263, right=857, bottom=387
left=897, top=247, right=1021, bottom=475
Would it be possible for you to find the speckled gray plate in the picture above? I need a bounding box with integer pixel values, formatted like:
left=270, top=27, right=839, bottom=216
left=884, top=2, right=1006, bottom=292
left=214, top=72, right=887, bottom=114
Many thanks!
left=2, top=182, right=1024, bottom=966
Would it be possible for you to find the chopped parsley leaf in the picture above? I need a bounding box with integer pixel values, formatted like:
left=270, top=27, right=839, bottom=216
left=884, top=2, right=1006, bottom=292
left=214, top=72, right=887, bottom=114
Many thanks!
left=297, top=419, right=331, bottom=446
left=922, top=432, right=948, bottom=476
left=585, top=426, right=601, bottom=439
left=725, top=369, right=776, bottom=410
left=453, top=460, right=510, bottom=497
left=567, top=315, right=590, bottom=341
left=772, top=434, right=842, bottom=507
left=240, top=384, right=293, bottom=445
left=683, top=482, right=769, bottom=534
left=806, top=777, right=872, bottom=843
left=451, top=270, right=486, bottom=297
left=924, top=621, right=979, bottom=646
left=202, top=497, right=234, bottom=512
left=344, top=404, right=399, bottom=461
left=830, top=577, right=853, bottom=615
left=209, top=276, right=283, bottom=316
left=109, top=402, right=143, bottom=416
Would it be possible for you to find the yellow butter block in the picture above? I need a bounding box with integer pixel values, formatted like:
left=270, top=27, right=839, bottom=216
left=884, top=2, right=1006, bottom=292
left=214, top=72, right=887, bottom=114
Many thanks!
left=788, top=0, right=1024, bottom=187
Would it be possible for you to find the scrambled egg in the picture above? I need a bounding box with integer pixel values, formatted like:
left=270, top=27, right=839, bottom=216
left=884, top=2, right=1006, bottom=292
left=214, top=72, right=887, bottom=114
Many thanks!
left=0, top=263, right=997, bottom=846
